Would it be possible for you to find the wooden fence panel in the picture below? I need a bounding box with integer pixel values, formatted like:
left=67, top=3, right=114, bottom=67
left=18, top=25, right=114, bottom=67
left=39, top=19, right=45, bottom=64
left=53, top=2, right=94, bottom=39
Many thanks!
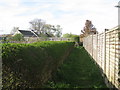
left=83, top=28, right=120, bottom=89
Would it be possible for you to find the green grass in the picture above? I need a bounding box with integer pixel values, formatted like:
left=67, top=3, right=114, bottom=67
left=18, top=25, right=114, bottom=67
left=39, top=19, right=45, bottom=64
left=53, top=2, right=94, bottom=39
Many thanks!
left=44, top=46, right=107, bottom=88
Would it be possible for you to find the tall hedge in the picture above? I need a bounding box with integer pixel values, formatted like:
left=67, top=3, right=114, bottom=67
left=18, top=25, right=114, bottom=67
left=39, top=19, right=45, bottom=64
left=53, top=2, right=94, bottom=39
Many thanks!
left=2, top=41, right=74, bottom=89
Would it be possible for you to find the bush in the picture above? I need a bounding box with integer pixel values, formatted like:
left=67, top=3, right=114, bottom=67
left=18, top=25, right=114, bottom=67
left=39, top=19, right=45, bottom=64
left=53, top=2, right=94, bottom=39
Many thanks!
left=11, top=34, right=24, bottom=41
left=2, top=41, right=74, bottom=89
left=71, top=35, right=80, bottom=44
left=62, top=33, right=80, bottom=44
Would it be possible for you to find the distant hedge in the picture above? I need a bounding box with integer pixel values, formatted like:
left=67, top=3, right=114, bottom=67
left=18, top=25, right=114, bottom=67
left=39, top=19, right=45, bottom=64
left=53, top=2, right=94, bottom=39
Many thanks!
left=2, top=41, right=74, bottom=89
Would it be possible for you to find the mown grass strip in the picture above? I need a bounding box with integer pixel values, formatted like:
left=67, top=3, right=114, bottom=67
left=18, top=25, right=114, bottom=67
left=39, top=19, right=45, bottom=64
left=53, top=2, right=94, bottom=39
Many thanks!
left=44, top=46, right=107, bottom=88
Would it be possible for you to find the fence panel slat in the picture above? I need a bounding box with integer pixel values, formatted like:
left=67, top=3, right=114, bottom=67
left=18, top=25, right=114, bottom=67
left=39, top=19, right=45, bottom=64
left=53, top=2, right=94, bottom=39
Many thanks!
left=83, top=28, right=120, bottom=89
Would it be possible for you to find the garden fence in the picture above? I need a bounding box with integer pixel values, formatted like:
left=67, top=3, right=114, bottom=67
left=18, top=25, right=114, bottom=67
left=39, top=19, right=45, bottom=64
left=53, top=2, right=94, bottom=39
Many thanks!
left=83, top=26, right=120, bottom=89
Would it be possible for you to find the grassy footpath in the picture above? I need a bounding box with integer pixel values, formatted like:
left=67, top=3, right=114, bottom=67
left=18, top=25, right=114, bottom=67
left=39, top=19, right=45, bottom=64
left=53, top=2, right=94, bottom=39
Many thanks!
left=44, top=46, right=107, bottom=88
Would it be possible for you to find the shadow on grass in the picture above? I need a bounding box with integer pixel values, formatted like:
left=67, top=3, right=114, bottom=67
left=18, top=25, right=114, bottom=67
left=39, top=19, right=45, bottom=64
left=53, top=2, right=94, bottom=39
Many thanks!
left=44, top=46, right=107, bottom=88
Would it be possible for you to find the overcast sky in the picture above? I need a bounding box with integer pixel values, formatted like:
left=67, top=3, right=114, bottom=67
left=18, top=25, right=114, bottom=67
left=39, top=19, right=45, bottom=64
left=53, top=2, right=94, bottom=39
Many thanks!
left=0, top=0, right=119, bottom=35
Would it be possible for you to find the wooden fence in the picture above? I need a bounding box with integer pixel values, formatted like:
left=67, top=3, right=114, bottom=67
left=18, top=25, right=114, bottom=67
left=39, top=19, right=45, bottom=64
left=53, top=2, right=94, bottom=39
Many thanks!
left=83, top=26, right=120, bottom=89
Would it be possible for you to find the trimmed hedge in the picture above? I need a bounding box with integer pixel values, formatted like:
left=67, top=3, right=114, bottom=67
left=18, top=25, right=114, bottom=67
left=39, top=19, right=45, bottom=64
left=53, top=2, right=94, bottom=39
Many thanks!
left=2, top=41, right=74, bottom=89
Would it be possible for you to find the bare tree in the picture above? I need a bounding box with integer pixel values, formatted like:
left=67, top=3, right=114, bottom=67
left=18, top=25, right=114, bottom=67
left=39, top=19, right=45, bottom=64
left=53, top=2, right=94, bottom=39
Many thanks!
left=29, top=19, right=46, bottom=34
left=29, top=18, right=62, bottom=37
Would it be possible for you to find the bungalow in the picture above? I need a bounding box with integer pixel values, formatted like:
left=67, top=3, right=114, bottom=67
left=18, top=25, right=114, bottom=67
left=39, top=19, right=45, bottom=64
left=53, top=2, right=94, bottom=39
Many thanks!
left=18, top=30, right=39, bottom=42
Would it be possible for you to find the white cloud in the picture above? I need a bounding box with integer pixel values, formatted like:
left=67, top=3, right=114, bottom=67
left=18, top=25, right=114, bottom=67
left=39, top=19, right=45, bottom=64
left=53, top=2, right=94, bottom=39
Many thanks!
left=0, top=0, right=119, bottom=35
left=56, top=0, right=118, bottom=34
left=0, top=0, right=21, bottom=9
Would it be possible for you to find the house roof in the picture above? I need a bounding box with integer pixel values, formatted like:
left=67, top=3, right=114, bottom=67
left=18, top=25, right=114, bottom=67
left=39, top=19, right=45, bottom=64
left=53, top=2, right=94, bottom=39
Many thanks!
left=19, top=30, right=39, bottom=37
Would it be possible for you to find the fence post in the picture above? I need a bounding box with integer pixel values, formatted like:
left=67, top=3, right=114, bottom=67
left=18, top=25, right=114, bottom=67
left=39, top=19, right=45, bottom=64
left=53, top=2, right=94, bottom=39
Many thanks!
left=104, top=30, right=106, bottom=74
left=92, top=35, right=93, bottom=57
left=108, top=31, right=110, bottom=80
left=96, top=34, right=98, bottom=62
left=114, top=29, right=116, bottom=86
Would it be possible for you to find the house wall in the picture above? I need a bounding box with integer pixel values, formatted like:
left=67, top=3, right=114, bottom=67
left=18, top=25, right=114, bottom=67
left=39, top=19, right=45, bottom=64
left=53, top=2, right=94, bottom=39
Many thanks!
left=83, top=27, right=120, bottom=89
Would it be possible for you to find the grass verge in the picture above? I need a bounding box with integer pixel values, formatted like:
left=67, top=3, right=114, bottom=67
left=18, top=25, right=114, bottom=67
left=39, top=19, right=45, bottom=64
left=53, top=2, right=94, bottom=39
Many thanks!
left=44, top=46, right=107, bottom=88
